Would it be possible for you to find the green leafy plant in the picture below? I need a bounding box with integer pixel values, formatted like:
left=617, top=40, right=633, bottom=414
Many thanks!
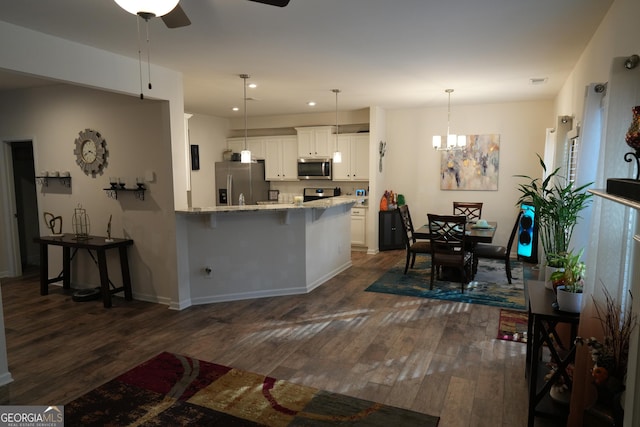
left=549, top=249, right=585, bottom=293
left=515, top=154, right=593, bottom=266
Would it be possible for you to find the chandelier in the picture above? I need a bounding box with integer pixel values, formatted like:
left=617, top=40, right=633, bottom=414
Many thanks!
left=432, top=89, right=466, bottom=151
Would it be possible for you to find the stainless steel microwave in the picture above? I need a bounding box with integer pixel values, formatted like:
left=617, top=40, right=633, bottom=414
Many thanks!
left=297, top=158, right=332, bottom=180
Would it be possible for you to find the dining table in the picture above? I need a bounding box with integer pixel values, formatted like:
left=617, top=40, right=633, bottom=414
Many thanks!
left=413, top=221, right=497, bottom=242
left=414, top=221, right=497, bottom=277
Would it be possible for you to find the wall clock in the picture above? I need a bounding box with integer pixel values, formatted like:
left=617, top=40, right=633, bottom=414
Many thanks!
left=74, top=128, right=107, bottom=175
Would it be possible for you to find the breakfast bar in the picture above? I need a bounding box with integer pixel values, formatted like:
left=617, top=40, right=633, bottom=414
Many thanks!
left=176, top=197, right=356, bottom=305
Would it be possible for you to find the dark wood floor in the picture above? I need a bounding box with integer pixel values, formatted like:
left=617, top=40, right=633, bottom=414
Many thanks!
left=0, top=250, right=553, bottom=426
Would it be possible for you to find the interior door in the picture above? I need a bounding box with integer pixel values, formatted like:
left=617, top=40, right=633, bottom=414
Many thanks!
left=10, top=141, right=40, bottom=274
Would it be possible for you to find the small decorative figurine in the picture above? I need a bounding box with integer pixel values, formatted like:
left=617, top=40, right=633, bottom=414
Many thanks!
left=43, top=212, right=63, bottom=236
left=105, top=214, right=113, bottom=242
left=379, top=140, right=387, bottom=172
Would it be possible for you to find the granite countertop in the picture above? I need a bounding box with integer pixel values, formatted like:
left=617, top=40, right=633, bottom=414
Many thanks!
left=176, top=195, right=358, bottom=214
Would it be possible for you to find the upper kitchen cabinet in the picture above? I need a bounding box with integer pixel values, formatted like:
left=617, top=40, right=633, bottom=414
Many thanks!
left=227, top=137, right=266, bottom=160
left=265, top=136, right=298, bottom=181
left=296, top=126, right=334, bottom=158
left=333, top=133, right=369, bottom=181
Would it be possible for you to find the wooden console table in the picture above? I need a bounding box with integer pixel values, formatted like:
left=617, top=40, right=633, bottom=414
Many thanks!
left=34, top=234, right=134, bottom=308
left=526, top=280, right=580, bottom=427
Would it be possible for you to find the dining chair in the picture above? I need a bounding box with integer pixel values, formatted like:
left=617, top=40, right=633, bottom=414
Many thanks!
left=453, top=202, right=483, bottom=222
left=427, top=214, right=473, bottom=293
left=397, top=205, right=431, bottom=274
left=473, top=210, right=523, bottom=284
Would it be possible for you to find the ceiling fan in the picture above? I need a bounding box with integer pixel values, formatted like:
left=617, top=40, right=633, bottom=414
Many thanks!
left=114, top=0, right=290, bottom=29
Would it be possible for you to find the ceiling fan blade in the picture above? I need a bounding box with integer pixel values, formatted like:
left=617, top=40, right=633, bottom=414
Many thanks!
left=248, top=0, right=290, bottom=7
left=161, top=4, right=191, bottom=28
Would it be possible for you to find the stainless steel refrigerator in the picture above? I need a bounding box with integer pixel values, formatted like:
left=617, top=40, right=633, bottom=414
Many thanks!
left=215, top=161, right=269, bottom=206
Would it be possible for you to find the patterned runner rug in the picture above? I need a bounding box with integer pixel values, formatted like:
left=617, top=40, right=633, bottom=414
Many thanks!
left=365, top=256, right=525, bottom=310
left=65, top=352, right=440, bottom=426
left=497, top=308, right=528, bottom=343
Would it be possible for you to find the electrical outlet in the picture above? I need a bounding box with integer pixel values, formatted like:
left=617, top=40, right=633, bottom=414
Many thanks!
left=204, top=266, right=213, bottom=279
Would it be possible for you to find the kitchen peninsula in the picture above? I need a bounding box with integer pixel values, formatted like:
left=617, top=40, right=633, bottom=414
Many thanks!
left=176, top=197, right=356, bottom=305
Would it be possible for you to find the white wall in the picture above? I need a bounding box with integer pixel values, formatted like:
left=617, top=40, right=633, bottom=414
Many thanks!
left=384, top=100, right=553, bottom=246
left=0, top=85, right=179, bottom=305
left=552, top=0, right=640, bottom=424
left=0, top=20, right=188, bottom=290
left=187, top=114, right=230, bottom=207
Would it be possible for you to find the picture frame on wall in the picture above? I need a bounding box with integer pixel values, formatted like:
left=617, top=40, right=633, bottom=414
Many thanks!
left=190, top=145, right=200, bottom=170
left=440, top=134, right=500, bottom=191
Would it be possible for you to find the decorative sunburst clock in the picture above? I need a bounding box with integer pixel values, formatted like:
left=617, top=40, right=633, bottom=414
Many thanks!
left=74, top=129, right=107, bottom=175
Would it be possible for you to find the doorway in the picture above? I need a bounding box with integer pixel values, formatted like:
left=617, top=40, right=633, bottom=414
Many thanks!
left=9, top=141, right=39, bottom=275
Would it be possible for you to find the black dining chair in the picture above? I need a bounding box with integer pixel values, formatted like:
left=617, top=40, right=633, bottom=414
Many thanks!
left=473, top=211, right=523, bottom=284
left=453, top=202, right=483, bottom=222
left=397, top=205, right=431, bottom=274
left=427, top=214, right=473, bottom=293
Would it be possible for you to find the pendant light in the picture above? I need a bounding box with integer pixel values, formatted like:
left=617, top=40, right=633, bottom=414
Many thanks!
left=332, top=89, right=342, bottom=163
left=240, top=74, right=252, bottom=163
left=432, top=89, right=466, bottom=151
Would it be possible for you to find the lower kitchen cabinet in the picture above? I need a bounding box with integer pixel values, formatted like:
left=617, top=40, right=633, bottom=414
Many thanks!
left=379, top=210, right=404, bottom=251
left=351, top=207, right=367, bottom=247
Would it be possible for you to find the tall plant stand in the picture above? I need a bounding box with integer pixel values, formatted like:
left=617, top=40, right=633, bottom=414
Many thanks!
left=526, top=280, right=581, bottom=427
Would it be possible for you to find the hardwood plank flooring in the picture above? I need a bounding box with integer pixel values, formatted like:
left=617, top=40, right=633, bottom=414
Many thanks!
left=0, top=250, right=552, bottom=426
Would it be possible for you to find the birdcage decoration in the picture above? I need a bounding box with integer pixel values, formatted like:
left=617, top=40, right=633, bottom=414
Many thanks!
left=72, top=204, right=90, bottom=239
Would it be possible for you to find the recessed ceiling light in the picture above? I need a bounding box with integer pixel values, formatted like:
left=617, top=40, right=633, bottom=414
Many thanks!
left=307, top=101, right=316, bottom=107
left=248, top=83, right=257, bottom=89
left=232, top=106, right=239, bottom=111
left=530, top=77, right=548, bottom=85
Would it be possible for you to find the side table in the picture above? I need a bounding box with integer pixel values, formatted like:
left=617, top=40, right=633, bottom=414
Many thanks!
left=34, top=234, right=134, bottom=308
left=526, top=280, right=580, bottom=427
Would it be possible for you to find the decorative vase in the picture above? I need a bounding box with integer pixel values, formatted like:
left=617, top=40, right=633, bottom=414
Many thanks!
left=549, top=384, right=571, bottom=405
left=594, top=377, right=625, bottom=426
left=556, top=286, right=583, bottom=313
left=625, top=106, right=640, bottom=152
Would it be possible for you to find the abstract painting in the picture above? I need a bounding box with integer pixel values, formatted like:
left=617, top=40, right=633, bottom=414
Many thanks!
left=440, top=134, right=500, bottom=190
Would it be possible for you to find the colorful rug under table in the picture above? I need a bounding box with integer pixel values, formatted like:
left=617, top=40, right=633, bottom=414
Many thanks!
left=365, top=256, right=526, bottom=310
left=497, top=308, right=528, bottom=343
left=65, top=352, right=440, bottom=426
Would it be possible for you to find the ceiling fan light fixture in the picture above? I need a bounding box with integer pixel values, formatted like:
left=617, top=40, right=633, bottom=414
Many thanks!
left=114, top=0, right=180, bottom=18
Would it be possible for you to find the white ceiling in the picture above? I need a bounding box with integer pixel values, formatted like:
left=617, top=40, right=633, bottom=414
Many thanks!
left=0, top=0, right=612, bottom=118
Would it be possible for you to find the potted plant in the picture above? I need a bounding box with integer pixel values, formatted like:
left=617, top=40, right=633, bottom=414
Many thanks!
left=576, top=287, right=638, bottom=425
left=552, top=249, right=585, bottom=313
left=515, top=154, right=593, bottom=287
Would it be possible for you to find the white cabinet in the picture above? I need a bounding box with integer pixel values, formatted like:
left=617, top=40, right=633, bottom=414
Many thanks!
left=296, top=126, right=334, bottom=158
left=265, top=136, right=298, bottom=181
left=227, top=138, right=243, bottom=154
left=227, top=137, right=266, bottom=160
left=333, top=133, right=369, bottom=181
left=351, top=207, right=367, bottom=246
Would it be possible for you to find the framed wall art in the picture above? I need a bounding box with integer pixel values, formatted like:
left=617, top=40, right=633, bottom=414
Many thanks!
left=440, top=134, right=500, bottom=191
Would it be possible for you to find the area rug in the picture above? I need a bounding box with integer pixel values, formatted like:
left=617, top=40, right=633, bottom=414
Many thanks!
left=365, top=256, right=525, bottom=310
left=65, top=351, right=440, bottom=426
left=497, top=309, right=528, bottom=343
